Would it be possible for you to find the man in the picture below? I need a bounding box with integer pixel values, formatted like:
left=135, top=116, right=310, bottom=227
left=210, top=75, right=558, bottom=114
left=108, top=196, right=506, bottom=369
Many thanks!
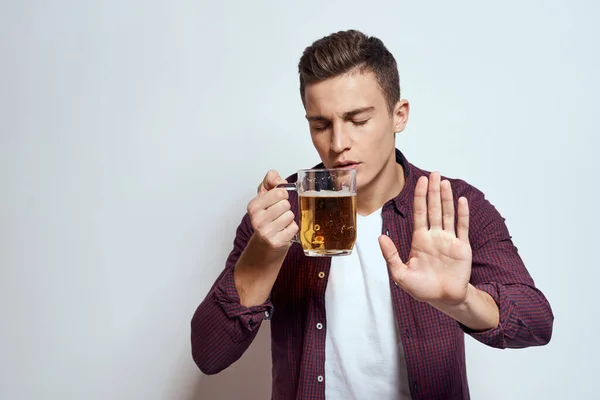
left=191, top=29, right=553, bottom=399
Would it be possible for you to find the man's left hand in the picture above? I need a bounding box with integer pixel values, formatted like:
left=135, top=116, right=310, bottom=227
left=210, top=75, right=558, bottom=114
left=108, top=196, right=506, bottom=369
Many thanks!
left=379, top=172, right=472, bottom=306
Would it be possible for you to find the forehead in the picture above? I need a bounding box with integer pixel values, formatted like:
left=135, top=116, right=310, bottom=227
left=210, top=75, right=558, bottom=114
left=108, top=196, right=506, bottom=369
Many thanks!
left=304, top=71, right=386, bottom=116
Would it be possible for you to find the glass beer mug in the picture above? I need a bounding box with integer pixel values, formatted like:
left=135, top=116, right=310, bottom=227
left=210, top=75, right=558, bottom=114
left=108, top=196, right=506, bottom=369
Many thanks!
left=279, top=169, right=357, bottom=257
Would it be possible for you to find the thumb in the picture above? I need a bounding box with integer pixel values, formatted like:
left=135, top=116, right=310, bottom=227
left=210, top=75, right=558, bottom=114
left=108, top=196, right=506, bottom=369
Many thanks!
left=378, top=234, right=407, bottom=285
left=258, top=170, right=287, bottom=194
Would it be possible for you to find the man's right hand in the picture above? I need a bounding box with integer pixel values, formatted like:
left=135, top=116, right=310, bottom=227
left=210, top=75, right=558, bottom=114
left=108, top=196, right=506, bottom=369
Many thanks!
left=248, top=170, right=299, bottom=252
left=234, top=170, right=299, bottom=308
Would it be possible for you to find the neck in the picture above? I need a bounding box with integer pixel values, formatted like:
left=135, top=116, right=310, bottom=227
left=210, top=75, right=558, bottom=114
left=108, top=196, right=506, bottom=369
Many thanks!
left=356, top=155, right=405, bottom=216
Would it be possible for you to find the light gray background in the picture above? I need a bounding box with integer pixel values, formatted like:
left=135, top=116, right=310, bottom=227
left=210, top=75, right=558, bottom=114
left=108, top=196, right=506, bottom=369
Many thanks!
left=1, top=0, right=598, bottom=399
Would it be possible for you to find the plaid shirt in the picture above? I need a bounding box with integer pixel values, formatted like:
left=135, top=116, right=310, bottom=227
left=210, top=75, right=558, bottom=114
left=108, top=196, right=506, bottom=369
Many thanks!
left=191, top=149, right=554, bottom=399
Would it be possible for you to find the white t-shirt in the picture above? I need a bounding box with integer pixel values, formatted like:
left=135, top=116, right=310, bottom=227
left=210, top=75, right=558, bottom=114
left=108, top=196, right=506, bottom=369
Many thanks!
left=324, top=208, right=411, bottom=400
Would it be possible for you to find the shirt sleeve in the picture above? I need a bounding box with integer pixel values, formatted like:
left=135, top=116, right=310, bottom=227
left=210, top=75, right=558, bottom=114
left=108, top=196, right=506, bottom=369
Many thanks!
left=458, top=185, right=554, bottom=349
left=190, top=213, right=274, bottom=375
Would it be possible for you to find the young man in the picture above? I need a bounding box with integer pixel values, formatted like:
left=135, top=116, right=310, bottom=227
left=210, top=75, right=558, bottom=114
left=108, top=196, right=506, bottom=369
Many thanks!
left=191, top=30, right=553, bottom=399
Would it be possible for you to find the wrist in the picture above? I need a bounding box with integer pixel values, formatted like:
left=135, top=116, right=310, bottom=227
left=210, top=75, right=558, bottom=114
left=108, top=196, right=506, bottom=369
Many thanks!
left=431, top=284, right=499, bottom=331
left=250, top=233, right=292, bottom=260
left=428, top=284, right=472, bottom=310
left=456, top=283, right=478, bottom=310
left=234, top=234, right=289, bottom=308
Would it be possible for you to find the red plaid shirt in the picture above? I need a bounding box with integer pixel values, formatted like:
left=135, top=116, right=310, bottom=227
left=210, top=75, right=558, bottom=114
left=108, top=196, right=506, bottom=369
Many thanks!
left=191, top=149, right=553, bottom=399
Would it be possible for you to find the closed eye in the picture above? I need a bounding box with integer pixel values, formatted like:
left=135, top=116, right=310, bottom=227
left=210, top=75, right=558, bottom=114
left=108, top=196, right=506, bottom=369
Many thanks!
left=352, top=119, right=369, bottom=126
left=311, top=123, right=330, bottom=132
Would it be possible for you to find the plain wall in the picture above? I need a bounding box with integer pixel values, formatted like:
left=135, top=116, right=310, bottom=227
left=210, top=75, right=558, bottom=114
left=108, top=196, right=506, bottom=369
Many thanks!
left=1, top=0, right=598, bottom=399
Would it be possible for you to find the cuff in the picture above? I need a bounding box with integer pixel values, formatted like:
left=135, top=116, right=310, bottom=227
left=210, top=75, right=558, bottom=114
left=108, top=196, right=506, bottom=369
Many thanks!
left=460, top=282, right=518, bottom=349
left=213, top=268, right=274, bottom=338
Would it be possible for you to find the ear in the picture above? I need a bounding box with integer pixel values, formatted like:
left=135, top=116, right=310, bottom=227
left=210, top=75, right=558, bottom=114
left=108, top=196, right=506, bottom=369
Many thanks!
left=393, top=99, right=410, bottom=133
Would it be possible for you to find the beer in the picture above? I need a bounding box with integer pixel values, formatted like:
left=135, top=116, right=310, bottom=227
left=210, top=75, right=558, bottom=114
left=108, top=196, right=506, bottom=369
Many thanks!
left=299, top=190, right=357, bottom=256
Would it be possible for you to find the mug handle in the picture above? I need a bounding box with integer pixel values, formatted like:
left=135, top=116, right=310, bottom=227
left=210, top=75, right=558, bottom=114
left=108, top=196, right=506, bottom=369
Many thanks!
left=277, top=183, right=300, bottom=243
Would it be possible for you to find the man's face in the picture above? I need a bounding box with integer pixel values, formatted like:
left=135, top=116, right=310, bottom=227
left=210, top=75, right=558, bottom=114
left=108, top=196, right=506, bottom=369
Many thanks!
left=303, top=70, right=408, bottom=190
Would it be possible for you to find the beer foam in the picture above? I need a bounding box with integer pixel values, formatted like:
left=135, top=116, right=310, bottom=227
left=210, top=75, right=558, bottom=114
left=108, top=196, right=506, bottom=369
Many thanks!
left=299, top=189, right=356, bottom=197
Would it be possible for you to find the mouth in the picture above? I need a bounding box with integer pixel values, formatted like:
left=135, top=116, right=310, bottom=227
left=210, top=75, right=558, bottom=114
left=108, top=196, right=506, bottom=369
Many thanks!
left=333, top=161, right=361, bottom=170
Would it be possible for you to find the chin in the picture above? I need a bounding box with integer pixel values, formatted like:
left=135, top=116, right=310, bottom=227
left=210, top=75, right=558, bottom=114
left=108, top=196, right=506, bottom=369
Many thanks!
left=355, top=173, right=368, bottom=191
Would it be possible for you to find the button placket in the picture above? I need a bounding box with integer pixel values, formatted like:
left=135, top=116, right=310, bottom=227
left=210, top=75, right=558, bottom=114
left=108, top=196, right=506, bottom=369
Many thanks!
left=311, top=257, right=329, bottom=391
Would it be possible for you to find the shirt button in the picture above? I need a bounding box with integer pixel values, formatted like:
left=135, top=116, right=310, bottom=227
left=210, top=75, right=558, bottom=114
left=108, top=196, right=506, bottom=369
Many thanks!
left=318, top=271, right=325, bottom=279
left=317, top=375, right=324, bottom=383
left=316, top=323, right=323, bottom=330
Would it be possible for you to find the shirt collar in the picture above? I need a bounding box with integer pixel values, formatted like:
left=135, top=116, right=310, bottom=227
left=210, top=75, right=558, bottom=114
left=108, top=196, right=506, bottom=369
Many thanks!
left=387, top=148, right=415, bottom=218
left=308, top=148, right=415, bottom=217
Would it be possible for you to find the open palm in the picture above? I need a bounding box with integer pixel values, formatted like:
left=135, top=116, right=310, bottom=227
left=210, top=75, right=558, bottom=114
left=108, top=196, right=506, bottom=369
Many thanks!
left=379, top=172, right=472, bottom=305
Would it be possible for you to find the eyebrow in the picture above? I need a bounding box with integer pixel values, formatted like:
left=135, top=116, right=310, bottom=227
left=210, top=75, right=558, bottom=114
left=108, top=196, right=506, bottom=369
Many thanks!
left=306, top=106, right=375, bottom=122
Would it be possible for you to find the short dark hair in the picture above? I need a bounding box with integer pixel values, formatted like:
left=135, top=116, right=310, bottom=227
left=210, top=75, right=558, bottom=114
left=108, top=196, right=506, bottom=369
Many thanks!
left=298, top=29, right=400, bottom=113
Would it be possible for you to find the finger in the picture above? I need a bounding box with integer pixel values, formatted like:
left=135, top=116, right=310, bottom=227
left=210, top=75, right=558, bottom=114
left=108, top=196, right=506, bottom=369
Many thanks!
left=266, top=210, right=296, bottom=237
left=257, top=212, right=296, bottom=248
left=441, top=180, right=455, bottom=235
left=456, top=197, right=470, bottom=243
left=378, top=234, right=408, bottom=285
left=251, top=188, right=289, bottom=213
left=263, top=198, right=292, bottom=226
left=427, top=172, right=442, bottom=230
left=275, top=220, right=299, bottom=243
left=413, top=176, right=428, bottom=231
left=258, top=170, right=287, bottom=194
left=247, top=188, right=289, bottom=220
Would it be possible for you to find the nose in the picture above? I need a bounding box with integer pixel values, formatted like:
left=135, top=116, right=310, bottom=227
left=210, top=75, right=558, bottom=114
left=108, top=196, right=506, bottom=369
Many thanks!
left=331, top=122, right=351, bottom=154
